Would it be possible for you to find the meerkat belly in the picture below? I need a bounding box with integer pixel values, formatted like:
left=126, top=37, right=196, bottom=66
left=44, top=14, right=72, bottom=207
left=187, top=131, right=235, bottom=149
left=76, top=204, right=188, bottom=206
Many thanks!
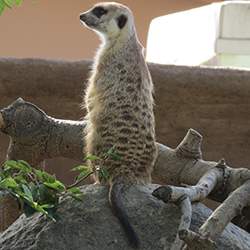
left=86, top=88, right=156, bottom=183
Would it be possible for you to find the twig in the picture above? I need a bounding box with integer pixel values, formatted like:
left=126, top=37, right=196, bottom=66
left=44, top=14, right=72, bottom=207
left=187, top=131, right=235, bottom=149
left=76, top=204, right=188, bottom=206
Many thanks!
left=198, top=179, right=250, bottom=241
left=179, top=229, right=215, bottom=250
left=65, top=171, right=94, bottom=189
left=170, top=195, right=192, bottom=250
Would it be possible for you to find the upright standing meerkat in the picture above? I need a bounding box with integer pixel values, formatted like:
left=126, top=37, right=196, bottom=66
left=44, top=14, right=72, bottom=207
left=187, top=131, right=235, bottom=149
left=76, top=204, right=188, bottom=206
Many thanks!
left=80, top=2, right=157, bottom=248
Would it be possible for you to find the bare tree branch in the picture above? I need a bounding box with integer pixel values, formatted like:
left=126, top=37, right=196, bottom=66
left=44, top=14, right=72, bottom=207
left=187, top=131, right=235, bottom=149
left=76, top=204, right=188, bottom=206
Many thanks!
left=0, top=98, right=86, bottom=167
left=153, top=133, right=250, bottom=249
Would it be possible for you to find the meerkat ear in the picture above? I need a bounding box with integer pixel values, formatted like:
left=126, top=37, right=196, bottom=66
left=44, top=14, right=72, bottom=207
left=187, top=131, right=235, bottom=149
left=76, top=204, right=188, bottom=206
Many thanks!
left=117, top=14, right=127, bottom=29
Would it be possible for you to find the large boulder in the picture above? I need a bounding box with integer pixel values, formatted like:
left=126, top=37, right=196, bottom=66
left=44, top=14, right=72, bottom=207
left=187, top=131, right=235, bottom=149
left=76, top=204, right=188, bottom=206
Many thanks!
left=1, top=184, right=249, bottom=250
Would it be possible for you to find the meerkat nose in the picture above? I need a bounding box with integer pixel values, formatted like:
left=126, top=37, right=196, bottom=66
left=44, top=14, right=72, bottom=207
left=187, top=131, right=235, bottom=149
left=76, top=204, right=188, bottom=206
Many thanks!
left=79, top=13, right=86, bottom=22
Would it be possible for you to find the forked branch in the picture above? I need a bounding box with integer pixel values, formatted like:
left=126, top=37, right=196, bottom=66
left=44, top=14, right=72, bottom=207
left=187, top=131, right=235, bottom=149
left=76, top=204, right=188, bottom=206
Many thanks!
left=153, top=131, right=250, bottom=249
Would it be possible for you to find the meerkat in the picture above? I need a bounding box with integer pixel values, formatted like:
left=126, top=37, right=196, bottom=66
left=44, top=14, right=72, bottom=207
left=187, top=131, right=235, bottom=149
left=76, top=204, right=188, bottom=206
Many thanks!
left=79, top=2, right=157, bottom=248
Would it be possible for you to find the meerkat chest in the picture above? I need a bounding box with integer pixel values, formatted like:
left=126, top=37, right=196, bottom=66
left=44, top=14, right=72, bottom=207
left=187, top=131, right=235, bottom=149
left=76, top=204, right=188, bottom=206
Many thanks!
left=86, top=45, right=153, bottom=125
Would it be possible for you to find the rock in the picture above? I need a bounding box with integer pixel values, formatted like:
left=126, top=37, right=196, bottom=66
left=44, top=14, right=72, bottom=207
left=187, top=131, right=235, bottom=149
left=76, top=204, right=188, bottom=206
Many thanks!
left=1, top=184, right=250, bottom=250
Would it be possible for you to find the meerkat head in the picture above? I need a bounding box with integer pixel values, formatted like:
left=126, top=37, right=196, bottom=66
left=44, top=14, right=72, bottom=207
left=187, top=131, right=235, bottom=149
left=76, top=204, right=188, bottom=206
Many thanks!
left=79, top=2, right=135, bottom=43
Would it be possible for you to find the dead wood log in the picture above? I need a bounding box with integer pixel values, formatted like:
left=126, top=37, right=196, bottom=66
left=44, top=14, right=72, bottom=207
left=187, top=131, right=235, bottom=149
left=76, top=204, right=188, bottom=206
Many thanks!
left=1, top=99, right=250, bottom=249
left=0, top=97, right=86, bottom=167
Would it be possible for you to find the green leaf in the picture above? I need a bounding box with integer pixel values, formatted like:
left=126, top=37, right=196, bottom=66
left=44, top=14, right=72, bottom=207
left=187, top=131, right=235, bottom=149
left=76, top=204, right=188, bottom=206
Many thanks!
left=22, top=184, right=33, bottom=202
left=41, top=193, right=56, bottom=205
left=67, top=187, right=83, bottom=194
left=0, top=0, right=6, bottom=16
left=0, top=169, right=4, bottom=180
left=107, top=146, right=115, bottom=154
left=84, top=155, right=102, bottom=160
left=100, top=168, right=110, bottom=180
left=17, top=190, right=36, bottom=205
left=18, top=160, right=32, bottom=172
left=103, top=153, right=121, bottom=160
left=3, top=167, right=12, bottom=179
left=32, top=168, right=42, bottom=180
left=48, top=212, right=62, bottom=222
left=4, top=161, right=18, bottom=169
left=39, top=183, right=47, bottom=200
left=31, top=0, right=35, bottom=2
left=43, top=181, right=66, bottom=191
left=76, top=170, right=91, bottom=180
left=0, top=178, right=18, bottom=188
left=68, top=194, right=84, bottom=203
left=73, top=175, right=78, bottom=183
left=70, top=165, right=89, bottom=171
left=42, top=172, right=55, bottom=183
left=29, top=182, right=37, bottom=201
left=53, top=181, right=66, bottom=191
left=3, top=0, right=12, bottom=8
left=13, top=0, right=21, bottom=6
left=14, top=175, right=28, bottom=184
left=8, top=189, right=21, bottom=199
left=5, top=160, right=31, bottom=173
left=40, top=204, right=54, bottom=209
left=98, top=170, right=103, bottom=182
left=36, top=205, right=56, bottom=222
left=53, top=203, right=61, bottom=210
left=23, top=202, right=36, bottom=217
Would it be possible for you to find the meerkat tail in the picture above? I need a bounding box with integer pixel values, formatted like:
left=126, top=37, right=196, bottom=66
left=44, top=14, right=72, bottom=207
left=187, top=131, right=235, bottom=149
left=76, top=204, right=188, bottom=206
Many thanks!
left=109, top=177, right=139, bottom=249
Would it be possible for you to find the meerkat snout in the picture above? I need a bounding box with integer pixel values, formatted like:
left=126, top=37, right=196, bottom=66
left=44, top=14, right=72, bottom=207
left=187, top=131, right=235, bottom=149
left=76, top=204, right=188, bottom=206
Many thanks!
left=79, top=13, right=85, bottom=22
left=79, top=13, right=92, bottom=28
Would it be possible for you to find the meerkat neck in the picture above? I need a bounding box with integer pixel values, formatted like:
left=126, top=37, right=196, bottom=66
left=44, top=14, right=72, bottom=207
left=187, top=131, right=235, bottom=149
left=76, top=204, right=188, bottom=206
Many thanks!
left=98, top=33, right=141, bottom=61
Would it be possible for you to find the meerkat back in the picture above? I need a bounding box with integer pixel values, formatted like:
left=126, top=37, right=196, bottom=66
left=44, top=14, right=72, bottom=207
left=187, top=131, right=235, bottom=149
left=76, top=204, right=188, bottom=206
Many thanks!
left=80, top=2, right=157, bottom=248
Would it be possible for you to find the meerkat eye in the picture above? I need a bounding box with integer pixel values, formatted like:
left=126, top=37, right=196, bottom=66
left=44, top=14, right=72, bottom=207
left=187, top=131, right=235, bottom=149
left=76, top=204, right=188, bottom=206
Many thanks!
left=92, top=6, right=108, bottom=18
left=117, top=14, right=128, bottom=29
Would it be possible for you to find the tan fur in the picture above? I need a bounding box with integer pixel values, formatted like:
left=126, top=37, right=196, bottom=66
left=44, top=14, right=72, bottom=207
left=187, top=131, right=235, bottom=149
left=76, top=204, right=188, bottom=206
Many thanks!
left=80, top=2, right=157, bottom=247
left=81, top=2, right=156, bottom=184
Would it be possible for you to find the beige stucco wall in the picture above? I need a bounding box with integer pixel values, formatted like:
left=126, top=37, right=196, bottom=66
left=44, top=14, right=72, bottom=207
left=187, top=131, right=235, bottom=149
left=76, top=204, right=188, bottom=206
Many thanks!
left=0, top=0, right=219, bottom=60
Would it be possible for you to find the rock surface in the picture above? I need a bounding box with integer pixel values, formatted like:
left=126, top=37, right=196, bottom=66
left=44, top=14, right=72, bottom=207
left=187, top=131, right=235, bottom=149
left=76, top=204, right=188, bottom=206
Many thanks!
left=1, top=184, right=250, bottom=250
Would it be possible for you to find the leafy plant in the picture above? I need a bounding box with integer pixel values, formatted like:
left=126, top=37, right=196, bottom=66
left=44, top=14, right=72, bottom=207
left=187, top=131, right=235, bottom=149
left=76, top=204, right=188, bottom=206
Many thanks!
left=0, top=0, right=35, bottom=16
left=0, top=160, right=83, bottom=222
left=0, top=146, right=120, bottom=222
left=71, top=145, right=121, bottom=183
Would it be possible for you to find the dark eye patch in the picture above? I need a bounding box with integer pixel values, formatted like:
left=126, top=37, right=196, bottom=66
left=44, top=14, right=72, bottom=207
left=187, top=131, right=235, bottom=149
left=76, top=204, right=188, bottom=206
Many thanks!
left=117, top=14, right=127, bottom=29
left=92, top=6, right=108, bottom=18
